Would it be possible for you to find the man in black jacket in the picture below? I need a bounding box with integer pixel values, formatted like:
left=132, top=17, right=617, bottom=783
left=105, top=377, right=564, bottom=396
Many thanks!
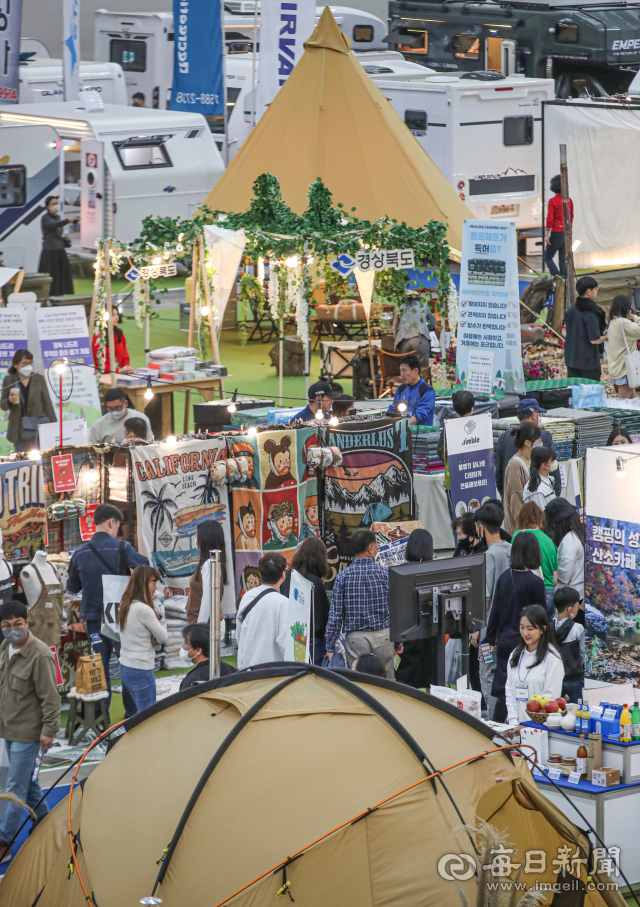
left=564, top=275, right=608, bottom=381
left=179, top=623, right=236, bottom=690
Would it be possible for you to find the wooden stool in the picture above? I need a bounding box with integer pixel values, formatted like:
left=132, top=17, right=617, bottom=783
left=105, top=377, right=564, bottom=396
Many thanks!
left=66, top=687, right=109, bottom=746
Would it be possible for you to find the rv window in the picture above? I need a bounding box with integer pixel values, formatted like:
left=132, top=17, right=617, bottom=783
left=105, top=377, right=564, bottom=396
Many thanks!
left=555, top=21, right=579, bottom=43
left=353, top=25, right=374, bottom=43
left=110, top=39, right=147, bottom=73
left=114, top=140, right=172, bottom=169
left=405, top=109, right=427, bottom=134
left=397, top=28, right=428, bottom=54
left=503, top=115, right=533, bottom=146
left=0, top=165, right=26, bottom=208
left=206, top=87, right=242, bottom=133
left=453, top=35, right=480, bottom=58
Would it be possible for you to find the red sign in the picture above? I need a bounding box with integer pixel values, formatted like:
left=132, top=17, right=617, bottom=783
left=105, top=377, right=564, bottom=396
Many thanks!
left=79, top=504, right=98, bottom=541
left=51, top=454, right=76, bottom=494
left=86, top=152, right=98, bottom=168
left=50, top=647, right=63, bottom=686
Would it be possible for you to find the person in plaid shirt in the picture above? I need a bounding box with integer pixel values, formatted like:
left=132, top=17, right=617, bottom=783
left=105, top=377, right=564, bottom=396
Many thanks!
left=325, top=529, right=402, bottom=679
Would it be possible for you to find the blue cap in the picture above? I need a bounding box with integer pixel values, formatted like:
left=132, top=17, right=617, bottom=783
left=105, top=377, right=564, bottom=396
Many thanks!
left=518, top=397, right=547, bottom=415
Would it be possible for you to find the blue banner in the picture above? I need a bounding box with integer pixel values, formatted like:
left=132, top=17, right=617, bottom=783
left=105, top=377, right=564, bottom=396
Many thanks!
left=169, top=0, right=224, bottom=115
left=445, top=413, right=496, bottom=518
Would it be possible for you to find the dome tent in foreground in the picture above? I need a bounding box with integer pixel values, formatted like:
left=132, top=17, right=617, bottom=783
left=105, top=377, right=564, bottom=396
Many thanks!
left=0, top=665, right=624, bottom=907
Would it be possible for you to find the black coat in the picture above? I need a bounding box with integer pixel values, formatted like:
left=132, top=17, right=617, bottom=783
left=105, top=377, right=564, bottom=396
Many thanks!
left=179, top=659, right=236, bottom=691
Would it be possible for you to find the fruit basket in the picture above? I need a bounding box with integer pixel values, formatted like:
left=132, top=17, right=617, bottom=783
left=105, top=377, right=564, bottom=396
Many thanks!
left=525, top=696, right=567, bottom=724
left=525, top=708, right=549, bottom=724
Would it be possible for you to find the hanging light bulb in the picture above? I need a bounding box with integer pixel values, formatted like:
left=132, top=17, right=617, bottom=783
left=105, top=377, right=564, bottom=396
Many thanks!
left=167, top=435, right=177, bottom=446
left=315, top=410, right=324, bottom=421
left=177, top=233, right=184, bottom=242
left=329, top=416, right=339, bottom=427
left=28, top=449, right=41, bottom=461
left=248, top=426, right=257, bottom=436
left=144, top=376, right=154, bottom=401
left=616, top=456, right=627, bottom=477
left=152, top=256, right=163, bottom=265
left=228, top=389, right=238, bottom=413
left=397, top=402, right=407, bottom=413
left=54, top=358, right=68, bottom=375
left=200, top=305, right=210, bottom=317
left=103, top=310, right=110, bottom=322
left=285, top=255, right=300, bottom=269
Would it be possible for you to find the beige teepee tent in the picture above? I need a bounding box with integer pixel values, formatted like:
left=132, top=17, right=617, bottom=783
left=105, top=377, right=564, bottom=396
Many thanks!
left=204, top=8, right=472, bottom=250
left=0, top=665, right=625, bottom=907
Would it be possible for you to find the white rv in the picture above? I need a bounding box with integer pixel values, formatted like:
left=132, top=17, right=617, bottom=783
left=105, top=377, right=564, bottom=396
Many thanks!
left=371, top=72, right=554, bottom=230
left=16, top=59, right=128, bottom=105
left=0, top=101, right=224, bottom=272
left=93, top=7, right=389, bottom=108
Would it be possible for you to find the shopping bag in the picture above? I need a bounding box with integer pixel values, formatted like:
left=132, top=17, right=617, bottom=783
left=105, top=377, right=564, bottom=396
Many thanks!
left=622, top=323, right=640, bottom=388
left=75, top=653, right=107, bottom=694
left=100, top=574, right=130, bottom=641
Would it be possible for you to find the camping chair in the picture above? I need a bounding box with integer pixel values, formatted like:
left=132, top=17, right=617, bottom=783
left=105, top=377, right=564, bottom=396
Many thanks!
left=377, top=349, right=416, bottom=398
left=247, top=297, right=277, bottom=343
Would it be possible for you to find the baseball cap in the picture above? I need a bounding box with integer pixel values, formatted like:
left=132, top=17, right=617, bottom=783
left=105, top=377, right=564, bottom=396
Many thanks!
left=308, top=381, right=336, bottom=401
left=518, top=397, right=547, bottom=416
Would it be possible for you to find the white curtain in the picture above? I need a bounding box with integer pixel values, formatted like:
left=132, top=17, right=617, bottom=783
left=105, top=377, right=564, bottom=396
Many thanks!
left=202, top=225, right=247, bottom=333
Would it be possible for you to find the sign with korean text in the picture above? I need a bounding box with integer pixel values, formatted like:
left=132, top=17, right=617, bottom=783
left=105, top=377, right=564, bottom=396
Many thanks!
left=137, top=263, right=177, bottom=281
left=444, top=412, right=496, bottom=518
left=51, top=454, right=76, bottom=493
left=255, top=0, right=316, bottom=120
left=0, top=0, right=23, bottom=103
left=169, top=0, right=224, bottom=115
left=329, top=249, right=415, bottom=276
left=35, top=306, right=101, bottom=416
left=456, top=220, right=524, bottom=397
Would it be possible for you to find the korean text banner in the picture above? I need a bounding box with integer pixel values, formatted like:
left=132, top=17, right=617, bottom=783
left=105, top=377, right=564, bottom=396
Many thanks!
left=130, top=438, right=235, bottom=614
left=0, top=0, right=22, bottom=103
left=169, top=0, right=224, bottom=115
left=0, top=460, right=45, bottom=562
left=445, top=413, right=496, bottom=518
left=456, top=220, right=524, bottom=396
left=36, top=306, right=101, bottom=416
left=255, top=0, right=316, bottom=120
left=321, top=417, right=414, bottom=580
left=230, top=426, right=319, bottom=611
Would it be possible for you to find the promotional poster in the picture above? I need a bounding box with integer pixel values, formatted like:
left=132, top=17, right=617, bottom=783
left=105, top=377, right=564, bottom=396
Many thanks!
left=456, top=220, right=525, bottom=396
left=169, top=0, right=224, bottom=116
left=444, top=413, right=496, bottom=518
left=285, top=569, right=313, bottom=663
left=0, top=460, right=45, bottom=562
left=35, top=306, right=101, bottom=419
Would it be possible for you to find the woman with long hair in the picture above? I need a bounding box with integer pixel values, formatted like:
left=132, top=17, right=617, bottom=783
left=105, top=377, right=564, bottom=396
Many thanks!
left=503, top=422, right=541, bottom=535
left=484, top=532, right=548, bottom=722
left=118, top=566, right=167, bottom=715
left=514, top=501, right=558, bottom=613
left=396, top=529, right=437, bottom=690
left=188, top=520, right=229, bottom=624
left=546, top=498, right=585, bottom=603
left=605, top=295, right=640, bottom=399
left=607, top=425, right=632, bottom=446
left=0, top=349, right=55, bottom=452
left=91, top=307, right=134, bottom=375
left=505, top=604, right=564, bottom=725
left=280, top=537, right=331, bottom=664
left=523, top=446, right=556, bottom=511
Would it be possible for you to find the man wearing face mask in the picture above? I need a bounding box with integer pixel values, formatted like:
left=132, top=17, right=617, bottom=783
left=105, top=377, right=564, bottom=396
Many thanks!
left=0, top=350, right=55, bottom=452
left=89, top=388, right=152, bottom=444
left=38, top=195, right=78, bottom=296
left=178, top=623, right=236, bottom=690
left=0, top=600, right=60, bottom=862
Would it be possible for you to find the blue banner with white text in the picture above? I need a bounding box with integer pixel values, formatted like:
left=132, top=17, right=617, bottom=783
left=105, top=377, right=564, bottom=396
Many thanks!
left=169, top=0, right=224, bottom=115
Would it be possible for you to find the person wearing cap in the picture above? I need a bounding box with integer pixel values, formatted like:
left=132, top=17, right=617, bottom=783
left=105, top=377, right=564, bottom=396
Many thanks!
left=292, top=381, right=334, bottom=422
left=546, top=498, right=585, bottom=603
left=387, top=354, right=436, bottom=426
left=495, top=399, right=557, bottom=497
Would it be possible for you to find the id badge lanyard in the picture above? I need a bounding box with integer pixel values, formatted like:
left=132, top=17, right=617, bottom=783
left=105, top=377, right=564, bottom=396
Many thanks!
left=515, top=651, right=533, bottom=701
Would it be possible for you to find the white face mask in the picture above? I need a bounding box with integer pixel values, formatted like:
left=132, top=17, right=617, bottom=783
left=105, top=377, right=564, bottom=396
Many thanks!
left=18, top=365, right=33, bottom=377
left=110, top=407, right=127, bottom=420
left=533, top=441, right=543, bottom=448
left=179, top=646, right=194, bottom=666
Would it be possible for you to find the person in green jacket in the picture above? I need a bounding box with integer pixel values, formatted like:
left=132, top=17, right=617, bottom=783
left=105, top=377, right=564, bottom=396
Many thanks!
left=512, top=501, right=558, bottom=614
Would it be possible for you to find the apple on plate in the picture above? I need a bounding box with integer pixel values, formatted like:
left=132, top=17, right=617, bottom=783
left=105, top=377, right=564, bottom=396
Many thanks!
left=527, top=699, right=541, bottom=712
left=545, top=701, right=560, bottom=713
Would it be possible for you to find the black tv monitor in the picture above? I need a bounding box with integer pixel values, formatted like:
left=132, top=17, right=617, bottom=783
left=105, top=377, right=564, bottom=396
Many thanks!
left=389, top=554, right=486, bottom=685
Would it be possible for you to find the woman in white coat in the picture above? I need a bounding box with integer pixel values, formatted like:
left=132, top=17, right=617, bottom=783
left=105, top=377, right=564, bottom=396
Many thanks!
left=505, top=604, right=564, bottom=725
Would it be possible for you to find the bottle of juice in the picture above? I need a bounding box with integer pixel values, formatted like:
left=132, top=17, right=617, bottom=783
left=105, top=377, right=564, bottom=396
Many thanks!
left=576, top=700, right=584, bottom=733
left=621, top=704, right=632, bottom=742
left=576, top=736, right=588, bottom=780
left=632, top=702, right=640, bottom=741
left=582, top=700, right=591, bottom=734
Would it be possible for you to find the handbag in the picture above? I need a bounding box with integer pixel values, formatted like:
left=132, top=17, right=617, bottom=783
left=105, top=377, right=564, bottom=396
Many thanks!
left=622, top=320, right=640, bottom=388
left=75, top=653, right=107, bottom=694
left=63, top=236, right=72, bottom=248
left=87, top=541, right=130, bottom=641
left=20, top=414, right=50, bottom=442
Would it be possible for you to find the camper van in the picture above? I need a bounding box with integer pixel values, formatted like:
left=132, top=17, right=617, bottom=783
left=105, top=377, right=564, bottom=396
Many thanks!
left=94, top=7, right=389, bottom=107
left=0, top=101, right=224, bottom=272
left=16, top=59, right=128, bottom=105
left=371, top=72, right=554, bottom=230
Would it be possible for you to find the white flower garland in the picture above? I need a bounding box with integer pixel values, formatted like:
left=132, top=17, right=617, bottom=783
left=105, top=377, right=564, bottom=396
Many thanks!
left=269, top=262, right=280, bottom=320
left=292, top=265, right=308, bottom=344
left=257, top=257, right=265, bottom=287
left=447, top=277, right=459, bottom=338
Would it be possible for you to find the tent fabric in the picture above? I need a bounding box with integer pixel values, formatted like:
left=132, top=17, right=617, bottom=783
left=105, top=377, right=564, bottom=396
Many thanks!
left=202, top=225, right=247, bottom=335
left=0, top=666, right=625, bottom=907
left=544, top=104, right=640, bottom=268
left=203, top=8, right=471, bottom=250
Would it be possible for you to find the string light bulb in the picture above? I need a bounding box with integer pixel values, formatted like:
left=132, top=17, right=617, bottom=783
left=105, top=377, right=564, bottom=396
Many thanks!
left=200, top=305, right=210, bottom=317
left=144, top=376, right=154, bottom=401
left=248, top=426, right=257, bottom=436
left=28, top=449, right=41, bottom=461
left=103, top=310, right=110, bottom=322
left=397, top=402, right=407, bottom=413
left=54, top=359, right=68, bottom=375
left=616, top=457, right=627, bottom=477
left=315, top=410, right=324, bottom=421
left=167, top=435, right=177, bottom=446
left=329, top=416, right=339, bottom=427
left=285, top=255, right=300, bottom=269
left=228, top=389, right=238, bottom=414
left=152, top=256, right=163, bottom=265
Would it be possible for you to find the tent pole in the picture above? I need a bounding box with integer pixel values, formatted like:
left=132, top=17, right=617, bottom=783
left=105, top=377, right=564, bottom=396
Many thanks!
left=183, top=249, right=198, bottom=433
left=279, top=315, right=284, bottom=406
left=208, top=549, right=221, bottom=679
left=104, top=240, right=116, bottom=387
left=366, top=313, right=377, bottom=399
left=144, top=279, right=151, bottom=366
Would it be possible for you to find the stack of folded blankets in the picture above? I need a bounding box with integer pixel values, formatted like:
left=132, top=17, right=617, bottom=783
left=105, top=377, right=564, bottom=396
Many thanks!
left=411, top=426, right=444, bottom=474
left=544, top=407, right=613, bottom=458
left=162, top=595, right=189, bottom=669
left=492, top=415, right=576, bottom=462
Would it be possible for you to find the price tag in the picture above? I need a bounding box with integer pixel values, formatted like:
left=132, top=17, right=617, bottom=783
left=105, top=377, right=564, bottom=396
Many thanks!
left=532, top=767, right=543, bottom=778
left=548, top=768, right=562, bottom=780
left=603, top=708, right=617, bottom=721
left=567, top=771, right=581, bottom=785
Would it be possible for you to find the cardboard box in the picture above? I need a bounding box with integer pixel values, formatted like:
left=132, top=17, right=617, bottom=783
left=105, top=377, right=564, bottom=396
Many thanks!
left=591, top=767, right=620, bottom=788
left=587, top=733, right=602, bottom=778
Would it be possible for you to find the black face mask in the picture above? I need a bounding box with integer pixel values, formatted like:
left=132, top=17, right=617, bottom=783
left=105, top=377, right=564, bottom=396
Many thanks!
left=457, top=537, right=472, bottom=551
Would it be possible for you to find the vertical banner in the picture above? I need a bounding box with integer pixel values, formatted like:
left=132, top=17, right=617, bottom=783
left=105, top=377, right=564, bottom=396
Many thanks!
left=80, top=141, right=104, bottom=250
left=255, top=0, right=316, bottom=120
left=285, top=569, right=313, bottom=663
left=0, top=460, right=45, bottom=562
left=456, top=219, right=524, bottom=396
left=169, top=0, right=224, bottom=115
left=0, top=307, right=28, bottom=455
left=445, top=413, right=496, bottom=518
left=62, top=0, right=81, bottom=102
left=130, top=438, right=236, bottom=615
left=0, top=0, right=23, bottom=103
left=321, top=417, right=414, bottom=582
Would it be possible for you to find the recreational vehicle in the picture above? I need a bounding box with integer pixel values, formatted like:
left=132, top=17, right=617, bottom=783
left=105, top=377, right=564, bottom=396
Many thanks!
left=371, top=71, right=555, bottom=230
left=0, top=101, right=224, bottom=272
left=16, top=59, right=128, bottom=105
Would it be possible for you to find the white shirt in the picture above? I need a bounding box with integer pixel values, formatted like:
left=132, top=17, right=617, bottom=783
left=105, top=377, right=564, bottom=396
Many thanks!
left=8, top=645, right=18, bottom=660
left=556, top=531, right=585, bottom=600
left=236, top=584, right=288, bottom=671
left=505, top=646, right=564, bottom=725
left=522, top=474, right=555, bottom=511
left=89, top=408, right=152, bottom=444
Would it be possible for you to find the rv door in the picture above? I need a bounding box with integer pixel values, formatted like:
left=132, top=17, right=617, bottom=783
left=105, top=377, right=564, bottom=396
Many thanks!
left=80, top=141, right=104, bottom=250
left=485, top=38, right=516, bottom=75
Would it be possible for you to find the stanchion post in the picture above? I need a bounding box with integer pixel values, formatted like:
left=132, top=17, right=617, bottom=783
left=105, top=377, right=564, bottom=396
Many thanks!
left=104, top=240, right=117, bottom=387
left=208, top=549, right=222, bottom=680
